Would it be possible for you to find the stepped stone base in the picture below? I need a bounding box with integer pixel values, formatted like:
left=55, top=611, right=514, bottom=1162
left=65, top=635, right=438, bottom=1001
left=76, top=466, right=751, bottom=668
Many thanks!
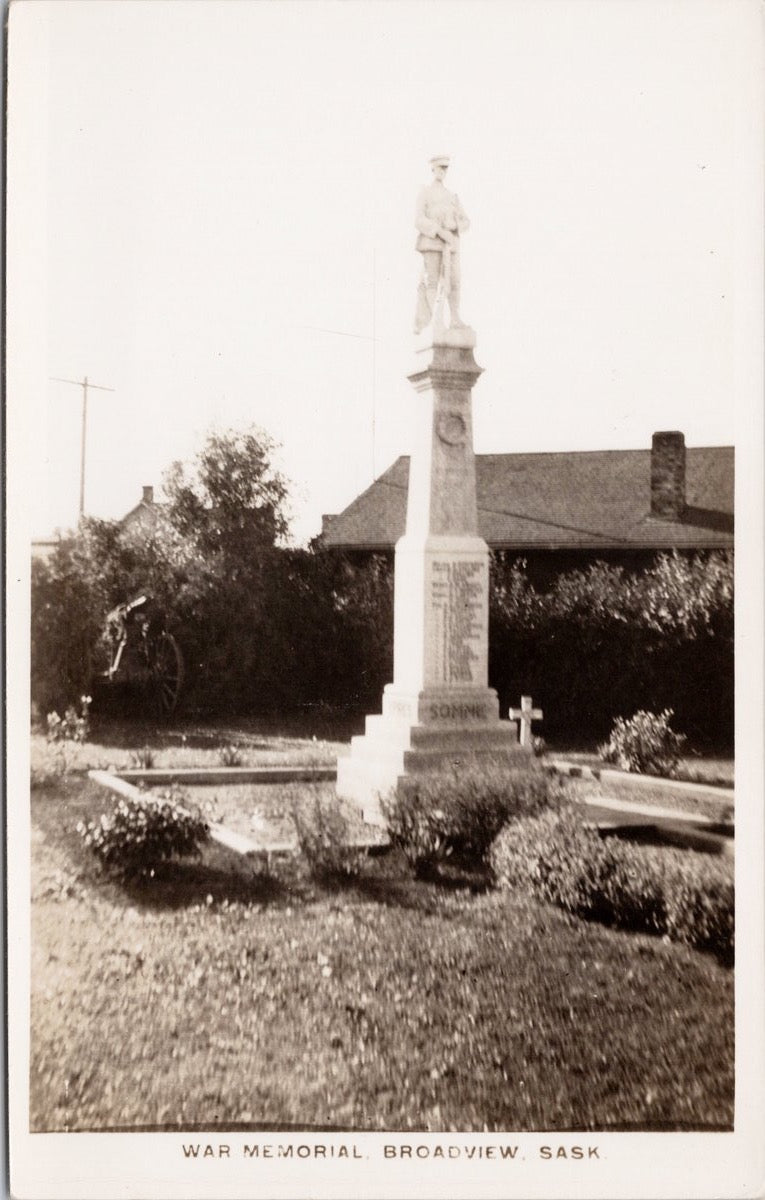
left=337, top=685, right=525, bottom=825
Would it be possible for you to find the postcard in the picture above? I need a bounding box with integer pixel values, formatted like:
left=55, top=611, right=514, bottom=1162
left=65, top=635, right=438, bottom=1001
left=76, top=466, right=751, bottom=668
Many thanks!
left=6, top=2, right=764, bottom=1197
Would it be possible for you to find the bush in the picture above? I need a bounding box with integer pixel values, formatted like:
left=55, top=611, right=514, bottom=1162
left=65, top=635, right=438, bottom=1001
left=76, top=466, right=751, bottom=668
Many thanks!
left=598, top=709, right=686, bottom=776
left=31, top=696, right=94, bottom=785
left=128, top=746, right=156, bottom=769
left=664, top=862, right=735, bottom=957
left=490, top=806, right=733, bottom=960
left=490, top=550, right=733, bottom=746
left=291, top=791, right=366, bottom=882
left=77, top=787, right=209, bottom=878
left=46, top=696, right=92, bottom=745
left=488, top=807, right=613, bottom=913
left=383, top=760, right=565, bottom=875
left=218, top=744, right=244, bottom=767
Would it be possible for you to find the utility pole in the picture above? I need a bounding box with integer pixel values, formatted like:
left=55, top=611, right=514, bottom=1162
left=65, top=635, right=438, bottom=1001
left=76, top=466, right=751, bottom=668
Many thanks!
left=49, top=375, right=115, bottom=518
left=371, top=248, right=377, bottom=481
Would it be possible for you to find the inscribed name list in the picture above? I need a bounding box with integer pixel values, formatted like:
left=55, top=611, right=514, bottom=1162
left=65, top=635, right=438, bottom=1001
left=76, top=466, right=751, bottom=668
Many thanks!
left=429, top=558, right=485, bottom=685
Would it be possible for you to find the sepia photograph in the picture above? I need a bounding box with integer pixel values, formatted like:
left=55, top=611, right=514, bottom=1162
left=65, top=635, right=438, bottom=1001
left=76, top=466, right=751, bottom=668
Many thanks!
left=6, top=1, right=764, bottom=1196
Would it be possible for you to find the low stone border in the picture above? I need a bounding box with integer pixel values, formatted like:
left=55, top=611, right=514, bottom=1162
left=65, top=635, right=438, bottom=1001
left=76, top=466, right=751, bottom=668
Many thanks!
left=548, top=759, right=734, bottom=854
left=548, top=759, right=734, bottom=805
left=549, top=763, right=733, bottom=801
left=114, top=765, right=338, bottom=786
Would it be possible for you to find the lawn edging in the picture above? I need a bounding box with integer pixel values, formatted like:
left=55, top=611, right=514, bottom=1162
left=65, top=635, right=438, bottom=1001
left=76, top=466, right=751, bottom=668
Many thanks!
left=549, top=759, right=733, bottom=801
left=114, top=765, right=338, bottom=786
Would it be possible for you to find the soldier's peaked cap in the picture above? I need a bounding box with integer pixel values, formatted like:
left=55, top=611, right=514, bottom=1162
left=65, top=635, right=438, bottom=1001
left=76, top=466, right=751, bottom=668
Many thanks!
left=429, top=155, right=450, bottom=167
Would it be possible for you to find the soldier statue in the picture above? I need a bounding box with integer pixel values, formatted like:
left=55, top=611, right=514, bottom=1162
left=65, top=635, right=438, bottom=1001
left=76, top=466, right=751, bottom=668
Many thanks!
left=413, top=155, right=470, bottom=334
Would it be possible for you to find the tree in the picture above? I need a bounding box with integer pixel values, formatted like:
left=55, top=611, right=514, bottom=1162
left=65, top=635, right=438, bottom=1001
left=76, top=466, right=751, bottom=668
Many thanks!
left=162, top=426, right=290, bottom=560
left=31, top=425, right=294, bottom=716
left=145, top=426, right=294, bottom=710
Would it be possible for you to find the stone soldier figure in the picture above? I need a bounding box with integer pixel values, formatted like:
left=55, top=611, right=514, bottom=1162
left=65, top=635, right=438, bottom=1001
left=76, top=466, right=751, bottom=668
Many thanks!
left=413, top=155, right=470, bottom=334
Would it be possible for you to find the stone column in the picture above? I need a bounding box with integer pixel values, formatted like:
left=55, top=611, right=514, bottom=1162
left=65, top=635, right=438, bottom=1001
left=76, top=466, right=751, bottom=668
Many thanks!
left=336, top=332, right=521, bottom=825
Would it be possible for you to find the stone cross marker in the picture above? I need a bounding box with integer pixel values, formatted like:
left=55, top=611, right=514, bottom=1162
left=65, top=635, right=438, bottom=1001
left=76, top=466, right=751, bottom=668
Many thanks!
left=508, top=695, right=543, bottom=748
left=336, top=157, right=523, bottom=824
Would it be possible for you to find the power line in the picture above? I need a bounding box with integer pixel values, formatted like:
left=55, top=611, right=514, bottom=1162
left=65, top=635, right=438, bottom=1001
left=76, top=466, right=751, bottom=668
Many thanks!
left=299, top=324, right=383, bottom=343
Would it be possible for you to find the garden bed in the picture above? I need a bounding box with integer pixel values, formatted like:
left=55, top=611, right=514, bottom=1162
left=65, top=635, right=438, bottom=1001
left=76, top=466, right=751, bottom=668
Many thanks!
left=30, top=773, right=734, bottom=1134
left=88, top=772, right=387, bottom=857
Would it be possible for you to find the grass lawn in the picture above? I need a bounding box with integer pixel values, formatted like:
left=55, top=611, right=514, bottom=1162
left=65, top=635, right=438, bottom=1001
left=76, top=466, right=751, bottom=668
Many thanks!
left=30, top=766, right=734, bottom=1134
left=34, top=714, right=734, bottom=782
left=30, top=714, right=349, bottom=779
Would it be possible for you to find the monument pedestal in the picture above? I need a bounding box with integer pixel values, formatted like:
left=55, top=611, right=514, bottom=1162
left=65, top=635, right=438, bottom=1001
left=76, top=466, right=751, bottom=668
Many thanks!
left=337, top=333, right=523, bottom=825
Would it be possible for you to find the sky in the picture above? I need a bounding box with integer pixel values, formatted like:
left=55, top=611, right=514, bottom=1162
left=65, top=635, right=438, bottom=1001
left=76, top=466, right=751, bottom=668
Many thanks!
left=8, top=0, right=763, bottom=544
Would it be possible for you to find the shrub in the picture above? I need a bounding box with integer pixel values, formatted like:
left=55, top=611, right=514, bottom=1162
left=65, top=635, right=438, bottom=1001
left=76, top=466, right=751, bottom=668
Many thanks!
left=598, top=709, right=686, bottom=776
left=600, top=842, right=669, bottom=933
left=46, top=695, right=92, bottom=745
left=664, top=861, right=734, bottom=958
left=33, top=696, right=94, bottom=783
left=490, top=806, right=733, bottom=960
left=77, top=787, right=209, bottom=878
left=383, top=760, right=565, bottom=875
left=291, top=791, right=366, bottom=882
left=218, top=744, right=244, bottom=767
left=488, top=807, right=615, bottom=914
left=128, top=745, right=156, bottom=769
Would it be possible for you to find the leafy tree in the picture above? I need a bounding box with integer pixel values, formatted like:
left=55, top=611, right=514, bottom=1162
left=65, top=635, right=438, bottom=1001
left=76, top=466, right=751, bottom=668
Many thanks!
left=31, top=415, right=733, bottom=747
left=151, top=426, right=295, bottom=711
left=31, top=425, right=294, bottom=716
left=162, top=426, right=290, bottom=559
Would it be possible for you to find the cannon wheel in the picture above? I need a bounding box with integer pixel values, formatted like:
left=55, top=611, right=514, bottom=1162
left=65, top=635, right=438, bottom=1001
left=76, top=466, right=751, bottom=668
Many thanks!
left=149, top=632, right=184, bottom=715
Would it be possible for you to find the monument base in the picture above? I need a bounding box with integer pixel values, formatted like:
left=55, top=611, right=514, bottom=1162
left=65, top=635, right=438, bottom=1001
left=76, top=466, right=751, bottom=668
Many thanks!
left=337, top=685, right=525, bottom=825
left=413, top=321, right=477, bottom=353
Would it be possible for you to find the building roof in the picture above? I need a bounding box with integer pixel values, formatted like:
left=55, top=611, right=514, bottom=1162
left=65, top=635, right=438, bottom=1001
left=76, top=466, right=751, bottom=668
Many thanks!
left=321, top=446, right=734, bottom=553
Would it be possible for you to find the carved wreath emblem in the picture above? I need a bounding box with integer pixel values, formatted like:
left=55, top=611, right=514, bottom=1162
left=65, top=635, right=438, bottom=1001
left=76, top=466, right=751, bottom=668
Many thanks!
left=436, top=412, right=467, bottom=445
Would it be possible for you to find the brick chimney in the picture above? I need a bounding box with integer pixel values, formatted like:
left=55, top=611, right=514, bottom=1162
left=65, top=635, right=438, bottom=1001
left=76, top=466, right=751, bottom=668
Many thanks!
left=142, top=485, right=154, bottom=505
left=650, top=432, right=686, bottom=520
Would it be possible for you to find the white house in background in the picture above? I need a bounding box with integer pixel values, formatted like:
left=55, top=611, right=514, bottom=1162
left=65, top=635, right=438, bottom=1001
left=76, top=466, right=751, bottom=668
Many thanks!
left=119, top=486, right=164, bottom=539
left=31, top=486, right=161, bottom=563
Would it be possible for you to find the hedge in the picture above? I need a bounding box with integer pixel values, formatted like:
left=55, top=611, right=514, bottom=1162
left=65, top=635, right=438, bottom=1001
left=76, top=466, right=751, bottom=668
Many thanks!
left=489, top=806, right=733, bottom=962
left=31, top=500, right=731, bottom=746
left=490, top=552, right=733, bottom=746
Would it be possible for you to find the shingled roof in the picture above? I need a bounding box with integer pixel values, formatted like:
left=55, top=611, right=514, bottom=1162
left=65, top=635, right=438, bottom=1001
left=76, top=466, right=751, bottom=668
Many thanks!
left=321, top=443, right=734, bottom=552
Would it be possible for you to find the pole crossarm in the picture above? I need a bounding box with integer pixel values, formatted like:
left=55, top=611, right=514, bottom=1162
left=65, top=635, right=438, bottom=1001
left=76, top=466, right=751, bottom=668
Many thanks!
left=49, top=376, right=115, bottom=392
